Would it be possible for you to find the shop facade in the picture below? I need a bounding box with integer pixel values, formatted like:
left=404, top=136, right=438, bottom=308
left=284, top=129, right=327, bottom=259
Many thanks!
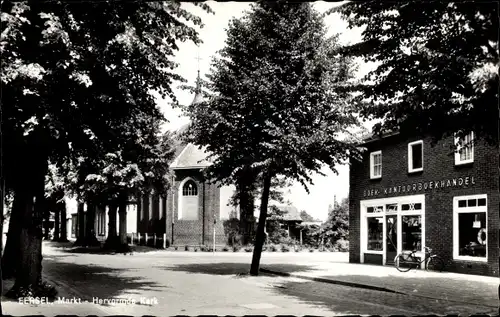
left=349, top=132, right=499, bottom=276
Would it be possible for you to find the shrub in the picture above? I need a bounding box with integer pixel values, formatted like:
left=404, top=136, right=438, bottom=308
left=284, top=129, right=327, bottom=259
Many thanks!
left=222, top=246, right=229, bottom=252
left=281, top=245, right=290, bottom=252
left=309, top=248, right=314, bottom=252
left=174, top=246, right=178, bottom=251
left=184, top=245, right=189, bottom=251
left=223, top=218, right=241, bottom=246
left=269, top=244, right=278, bottom=252
left=262, top=246, right=268, bottom=252
left=233, top=245, right=241, bottom=252
left=244, top=246, right=253, bottom=252
left=267, top=221, right=288, bottom=244
left=294, top=245, right=302, bottom=252
left=194, top=247, right=198, bottom=252
left=278, top=236, right=296, bottom=246
left=334, top=239, right=349, bottom=252
left=201, top=245, right=214, bottom=252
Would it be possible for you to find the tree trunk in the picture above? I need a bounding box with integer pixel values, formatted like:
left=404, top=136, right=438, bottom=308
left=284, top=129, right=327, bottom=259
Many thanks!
left=238, top=169, right=256, bottom=245
left=117, top=194, right=130, bottom=252
left=59, top=200, right=68, bottom=242
left=0, top=181, right=4, bottom=316
left=250, top=173, right=272, bottom=276
left=2, top=190, right=26, bottom=279
left=104, top=201, right=119, bottom=249
left=14, top=195, right=41, bottom=287
left=8, top=157, right=47, bottom=296
left=83, top=202, right=99, bottom=246
left=53, top=205, right=60, bottom=241
left=73, top=201, right=86, bottom=246
left=118, top=203, right=127, bottom=245
left=43, top=209, right=50, bottom=240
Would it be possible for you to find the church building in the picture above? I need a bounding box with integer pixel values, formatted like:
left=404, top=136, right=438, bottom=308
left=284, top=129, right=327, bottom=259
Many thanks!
left=135, top=72, right=236, bottom=247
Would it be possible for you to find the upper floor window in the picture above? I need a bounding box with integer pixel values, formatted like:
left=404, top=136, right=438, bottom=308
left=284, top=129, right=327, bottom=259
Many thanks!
left=179, top=178, right=199, bottom=220
left=455, top=132, right=474, bottom=165
left=408, top=140, right=423, bottom=173
left=182, top=180, right=198, bottom=196
left=370, top=151, right=382, bottom=179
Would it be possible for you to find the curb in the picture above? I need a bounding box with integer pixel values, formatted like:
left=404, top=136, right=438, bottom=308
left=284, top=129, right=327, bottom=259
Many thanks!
left=259, top=268, right=405, bottom=294
left=259, top=268, right=499, bottom=309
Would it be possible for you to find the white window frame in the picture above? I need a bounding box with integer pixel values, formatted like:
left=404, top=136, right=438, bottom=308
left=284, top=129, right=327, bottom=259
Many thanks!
left=370, top=151, right=382, bottom=179
left=364, top=206, right=384, bottom=254
left=360, top=195, right=425, bottom=268
left=178, top=177, right=199, bottom=220
left=454, top=132, right=474, bottom=165
left=453, top=194, right=487, bottom=262
left=408, top=140, right=424, bottom=173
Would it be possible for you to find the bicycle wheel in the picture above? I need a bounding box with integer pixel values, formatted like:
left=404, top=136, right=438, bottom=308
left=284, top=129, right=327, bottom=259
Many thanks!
left=426, top=256, right=445, bottom=272
left=395, top=253, right=416, bottom=272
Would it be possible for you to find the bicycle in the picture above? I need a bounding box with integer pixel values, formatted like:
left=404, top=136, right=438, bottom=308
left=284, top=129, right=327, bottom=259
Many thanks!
left=394, top=246, right=445, bottom=272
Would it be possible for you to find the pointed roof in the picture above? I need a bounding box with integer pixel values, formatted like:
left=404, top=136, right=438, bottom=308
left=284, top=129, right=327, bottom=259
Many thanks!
left=169, top=67, right=211, bottom=171
left=169, top=143, right=212, bottom=170
left=254, top=205, right=302, bottom=221
left=277, top=205, right=302, bottom=221
left=190, top=70, right=203, bottom=106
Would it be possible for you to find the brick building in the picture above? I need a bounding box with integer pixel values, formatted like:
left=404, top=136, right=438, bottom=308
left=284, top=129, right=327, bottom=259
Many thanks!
left=135, top=71, right=236, bottom=247
left=135, top=143, right=235, bottom=247
left=67, top=198, right=137, bottom=241
left=349, top=131, right=499, bottom=276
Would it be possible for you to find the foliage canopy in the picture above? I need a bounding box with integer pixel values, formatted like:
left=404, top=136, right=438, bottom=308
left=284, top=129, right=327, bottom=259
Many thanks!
left=328, top=2, right=499, bottom=143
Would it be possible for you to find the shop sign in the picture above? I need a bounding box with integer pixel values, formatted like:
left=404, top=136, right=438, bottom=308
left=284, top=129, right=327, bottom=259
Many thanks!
left=363, top=176, right=476, bottom=198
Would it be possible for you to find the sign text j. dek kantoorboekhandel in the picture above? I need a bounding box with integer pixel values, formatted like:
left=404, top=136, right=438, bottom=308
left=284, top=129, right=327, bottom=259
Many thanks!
left=363, top=176, right=476, bottom=198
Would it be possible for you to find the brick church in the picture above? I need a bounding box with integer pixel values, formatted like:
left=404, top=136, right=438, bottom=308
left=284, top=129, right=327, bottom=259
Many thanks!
left=135, top=72, right=236, bottom=247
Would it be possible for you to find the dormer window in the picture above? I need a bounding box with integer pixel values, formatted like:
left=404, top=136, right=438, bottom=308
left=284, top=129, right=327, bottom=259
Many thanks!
left=408, top=140, right=424, bottom=173
left=455, top=132, right=474, bottom=165
left=370, top=151, right=382, bottom=179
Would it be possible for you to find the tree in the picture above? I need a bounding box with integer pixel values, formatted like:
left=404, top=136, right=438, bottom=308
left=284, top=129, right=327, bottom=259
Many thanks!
left=323, top=197, right=349, bottom=245
left=45, top=163, right=69, bottom=242
left=327, top=2, right=499, bottom=144
left=300, top=210, right=316, bottom=222
left=79, top=129, right=175, bottom=250
left=1, top=1, right=212, bottom=296
left=185, top=2, right=359, bottom=275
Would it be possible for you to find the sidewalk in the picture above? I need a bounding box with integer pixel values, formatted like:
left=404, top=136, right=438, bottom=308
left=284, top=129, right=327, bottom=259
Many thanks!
left=260, top=260, right=499, bottom=309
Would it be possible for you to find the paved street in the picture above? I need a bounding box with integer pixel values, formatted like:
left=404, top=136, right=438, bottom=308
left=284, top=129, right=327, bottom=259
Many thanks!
left=2, top=241, right=498, bottom=316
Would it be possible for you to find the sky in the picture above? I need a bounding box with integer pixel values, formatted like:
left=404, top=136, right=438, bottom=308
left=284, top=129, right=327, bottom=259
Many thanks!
left=157, top=2, right=369, bottom=221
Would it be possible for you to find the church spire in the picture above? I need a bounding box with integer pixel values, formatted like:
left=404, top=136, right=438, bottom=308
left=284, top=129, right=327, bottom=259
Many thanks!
left=191, top=48, right=203, bottom=106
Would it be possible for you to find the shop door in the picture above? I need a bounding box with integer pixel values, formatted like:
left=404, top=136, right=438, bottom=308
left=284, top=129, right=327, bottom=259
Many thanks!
left=386, top=215, right=398, bottom=264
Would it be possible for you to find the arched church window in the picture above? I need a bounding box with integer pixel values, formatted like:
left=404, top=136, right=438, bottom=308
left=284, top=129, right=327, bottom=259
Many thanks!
left=182, top=180, right=198, bottom=196
left=179, top=178, right=199, bottom=220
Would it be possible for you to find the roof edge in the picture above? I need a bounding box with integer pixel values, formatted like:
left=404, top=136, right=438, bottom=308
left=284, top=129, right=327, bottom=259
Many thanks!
left=360, top=131, right=400, bottom=145
left=170, top=164, right=211, bottom=170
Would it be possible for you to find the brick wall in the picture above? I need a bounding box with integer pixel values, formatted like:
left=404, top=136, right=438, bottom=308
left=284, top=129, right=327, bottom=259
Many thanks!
left=350, top=134, right=499, bottom=277
left=136, top=169, right=234, bottom=247
left=170, top=169, right=226, bottom=246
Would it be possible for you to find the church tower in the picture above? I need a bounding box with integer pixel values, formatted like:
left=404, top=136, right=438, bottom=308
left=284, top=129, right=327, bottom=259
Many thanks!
left=191, top=69, right=203, bottom=106
left=135, top=51, right=232, bottom=249
left=165, top=61, right=227, bottom=248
